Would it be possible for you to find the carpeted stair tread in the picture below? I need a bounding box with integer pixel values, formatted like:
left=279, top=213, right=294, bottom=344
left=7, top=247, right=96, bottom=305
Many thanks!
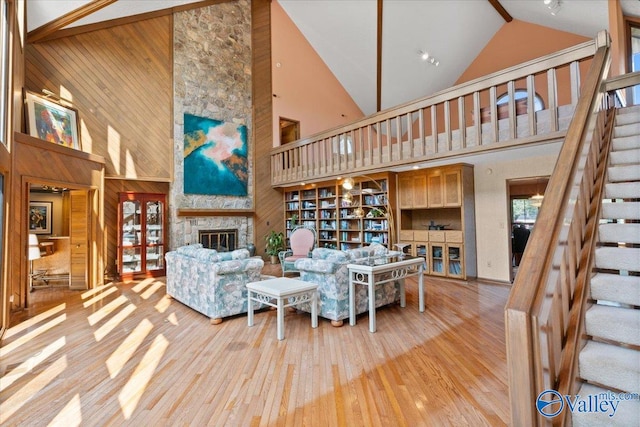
left=579, top=341, right=640, bottom=393
left=595, top=247, right=640, bottom=272
left=616, top=104, right=640, bottom=122
left=591, top=273, right=640, bottom=306
left=601, top=201, right=640, bottom=220
left=585, top=305, right=640, bottom=346
left=607, top=165, right=640, bottom=183
left=605, top=182, right=640, bottom=199
left=598, top=223, right=640, bottom=244
left=573, top=383, right=640, bottom=427
left=613, top=122, right=640, bottom=138
left=609, top=148, right=640, bottom=166
left=612, top=135, right=640, bottom=152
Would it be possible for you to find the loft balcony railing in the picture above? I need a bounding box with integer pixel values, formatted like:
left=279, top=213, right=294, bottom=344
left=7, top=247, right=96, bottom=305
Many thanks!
left=270, top=33, right=602, bottom=187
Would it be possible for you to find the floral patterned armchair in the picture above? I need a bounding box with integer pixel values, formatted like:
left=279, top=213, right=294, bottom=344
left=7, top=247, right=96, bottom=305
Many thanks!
left=164, top=244, right=264, bottom=324
left=293, top=244, right=400, bottom=326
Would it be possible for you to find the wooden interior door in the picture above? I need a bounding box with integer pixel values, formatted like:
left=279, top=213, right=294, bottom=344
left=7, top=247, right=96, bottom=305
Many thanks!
left=69, top=190, right=89, bottom=290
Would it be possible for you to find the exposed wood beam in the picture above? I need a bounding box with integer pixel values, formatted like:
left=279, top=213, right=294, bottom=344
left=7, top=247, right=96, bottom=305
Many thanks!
left=488, top=0, right=513, bottom=23
left=27, top=0, right=117, bottom=43
left=376, top=0, right=383, bottom=112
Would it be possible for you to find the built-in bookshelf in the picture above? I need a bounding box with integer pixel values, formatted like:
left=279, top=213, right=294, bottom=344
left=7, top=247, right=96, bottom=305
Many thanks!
left=283, top=173, right=396, bottom=250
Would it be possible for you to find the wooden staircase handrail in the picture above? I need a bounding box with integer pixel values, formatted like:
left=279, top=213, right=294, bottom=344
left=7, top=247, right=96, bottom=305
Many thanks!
left=504, top=30, right=612, bottom=426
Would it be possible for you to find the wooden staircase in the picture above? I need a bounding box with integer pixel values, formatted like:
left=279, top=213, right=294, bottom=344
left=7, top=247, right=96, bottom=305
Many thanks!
left=573, top=104, right=640, bottom=426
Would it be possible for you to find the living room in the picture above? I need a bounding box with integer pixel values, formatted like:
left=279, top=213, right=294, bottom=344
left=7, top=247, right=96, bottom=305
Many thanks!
left=1, top=0, right=638, bottom=425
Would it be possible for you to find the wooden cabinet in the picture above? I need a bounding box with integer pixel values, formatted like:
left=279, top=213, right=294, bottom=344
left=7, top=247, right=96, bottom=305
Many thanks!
left=283, top=173, right=396, bottom=251
left=427, top=172, right=443, bottom=207
left=398, top=164, right=476, bottom=279
left=427, top=168, right=462, bottom=208
left=399, top=173, right=427, bottom=209
left=118, top=192, right=166, bottom=279
left=443, top=169, right=462, bottom=207
left=426, top=231, right=464, bottom=278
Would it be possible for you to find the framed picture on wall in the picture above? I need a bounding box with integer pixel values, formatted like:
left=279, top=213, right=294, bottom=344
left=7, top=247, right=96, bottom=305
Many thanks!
left=29, top=201, right=52, bottom=234
left=24, top=90, right=81, bottom=150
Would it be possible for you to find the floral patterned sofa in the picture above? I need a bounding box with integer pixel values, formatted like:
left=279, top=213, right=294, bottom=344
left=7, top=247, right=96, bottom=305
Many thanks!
left=164, top=244, right=264, bottom=324
left=293, top=243, right=401, bottom=326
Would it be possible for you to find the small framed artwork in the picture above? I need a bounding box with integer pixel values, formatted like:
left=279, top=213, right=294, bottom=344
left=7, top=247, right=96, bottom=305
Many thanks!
left=24, top=90, right=81, bottom=150
left=29, top=201, right=52, bottom=235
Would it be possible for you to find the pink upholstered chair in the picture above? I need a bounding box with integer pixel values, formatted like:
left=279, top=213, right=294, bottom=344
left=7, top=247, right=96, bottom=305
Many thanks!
left=278, top=226, right=316, bottom=276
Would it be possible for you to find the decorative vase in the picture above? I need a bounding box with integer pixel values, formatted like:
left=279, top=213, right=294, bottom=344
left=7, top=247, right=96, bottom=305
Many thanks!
left=247, top=243, right=256, bottom=257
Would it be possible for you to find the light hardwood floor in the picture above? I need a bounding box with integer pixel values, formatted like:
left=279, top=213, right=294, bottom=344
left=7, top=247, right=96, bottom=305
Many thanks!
left=1, top=265, right=511, bottom=426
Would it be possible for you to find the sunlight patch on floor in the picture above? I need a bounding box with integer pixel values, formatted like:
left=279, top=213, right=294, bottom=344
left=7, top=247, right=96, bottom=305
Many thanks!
left=0, top=314, right=66, bottom=358
left=87, top=295, right=129, bottom=326
left=81, top=283, right=116, bottom=299
left=118, top=334, right=169, bottom=419
left=0, top=336, right=66, bottom=392
left=139, top=281, right=165, bottom=300
left=165, top=312, right=178, bottom=325
left=0, top=355, right=68, bottom=424
left=82, top=285, right=118, bottom=308
left=2, top=303, right=66, bottom=340
left=93, top=304, right=137, bottom=342
left=154, top=294, right=172, bottom=314
left=132, top=278, right=156, bottom=293
left=106, top=318, right=154, bottom=378
left=47, top=393, right=82, bottom=427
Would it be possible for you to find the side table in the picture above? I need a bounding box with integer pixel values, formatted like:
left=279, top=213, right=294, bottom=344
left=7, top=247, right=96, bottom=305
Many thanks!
left=247, top=277, right=318, bottom=340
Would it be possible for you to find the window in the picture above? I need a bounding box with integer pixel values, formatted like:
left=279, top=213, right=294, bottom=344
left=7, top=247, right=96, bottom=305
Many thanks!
left=629, top=24, right=640, bottom=105
left=0, top=0, right=9, bottom=146
left=497, top=89, right=544, bottom=112
left=511, top=197, right=539, bottom=229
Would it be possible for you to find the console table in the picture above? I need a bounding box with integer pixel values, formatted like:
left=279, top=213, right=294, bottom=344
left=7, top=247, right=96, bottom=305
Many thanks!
left=348, top=255, right=425, bottom=333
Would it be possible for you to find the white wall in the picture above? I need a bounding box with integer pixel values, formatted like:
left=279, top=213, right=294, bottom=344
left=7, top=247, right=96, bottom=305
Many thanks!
left=473, top=144, right=560, bottom=282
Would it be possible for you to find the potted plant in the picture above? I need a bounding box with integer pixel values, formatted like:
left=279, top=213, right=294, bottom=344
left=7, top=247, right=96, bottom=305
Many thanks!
left=265, top=230, right=285, bottom=264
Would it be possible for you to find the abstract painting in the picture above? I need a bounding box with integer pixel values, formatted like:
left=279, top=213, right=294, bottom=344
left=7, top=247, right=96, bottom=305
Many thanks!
left=183, top=113, right=248, bottom=196
left=24, top=90, right=80, bottom=150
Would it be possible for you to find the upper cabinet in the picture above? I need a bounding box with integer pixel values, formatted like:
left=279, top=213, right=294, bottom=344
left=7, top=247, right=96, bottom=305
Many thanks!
left=400, top=168, right=462, bottom=209
left=427, top=168, right=461, bottom=208
left=399, top=173, right=428, bottom=209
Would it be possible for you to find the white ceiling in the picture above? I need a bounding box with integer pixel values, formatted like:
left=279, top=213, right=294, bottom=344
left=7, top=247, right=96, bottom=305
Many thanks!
left=26, top=0, right=640, bottom=116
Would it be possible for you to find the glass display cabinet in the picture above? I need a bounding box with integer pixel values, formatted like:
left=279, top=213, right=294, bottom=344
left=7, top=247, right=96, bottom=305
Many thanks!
left=118, top=192, right=166, bottom=279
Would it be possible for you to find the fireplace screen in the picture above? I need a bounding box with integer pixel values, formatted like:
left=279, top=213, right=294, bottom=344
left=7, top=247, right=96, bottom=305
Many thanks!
left=199, top=229, right=237, bottom=252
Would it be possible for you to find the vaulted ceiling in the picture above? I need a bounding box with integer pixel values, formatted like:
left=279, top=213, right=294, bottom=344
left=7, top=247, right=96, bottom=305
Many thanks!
left=27, top=0, right=640, bottom=115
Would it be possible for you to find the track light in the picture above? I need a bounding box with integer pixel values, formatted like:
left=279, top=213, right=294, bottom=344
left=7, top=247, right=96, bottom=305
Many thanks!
left=544, top=0, right=561, bottom=15
left=418, top=51, right=439, bottom=67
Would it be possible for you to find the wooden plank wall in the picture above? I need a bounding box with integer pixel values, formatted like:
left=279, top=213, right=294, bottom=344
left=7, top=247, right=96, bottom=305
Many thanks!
left=24, top=15, right=173, bottom=181
left=252, top=0, right=284, bottom=255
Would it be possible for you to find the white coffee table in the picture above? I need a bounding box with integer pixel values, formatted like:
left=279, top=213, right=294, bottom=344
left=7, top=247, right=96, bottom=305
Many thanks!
left=247, top=277, right=318, bottom=340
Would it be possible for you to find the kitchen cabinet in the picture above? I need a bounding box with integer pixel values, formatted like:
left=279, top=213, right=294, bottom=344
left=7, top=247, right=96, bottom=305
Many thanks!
left=118, top=192, right=166, bottom=279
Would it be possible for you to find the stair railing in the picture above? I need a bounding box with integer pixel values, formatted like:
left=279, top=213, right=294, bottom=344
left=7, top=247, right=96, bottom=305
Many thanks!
left=504, top=30, right=613, bottom=426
